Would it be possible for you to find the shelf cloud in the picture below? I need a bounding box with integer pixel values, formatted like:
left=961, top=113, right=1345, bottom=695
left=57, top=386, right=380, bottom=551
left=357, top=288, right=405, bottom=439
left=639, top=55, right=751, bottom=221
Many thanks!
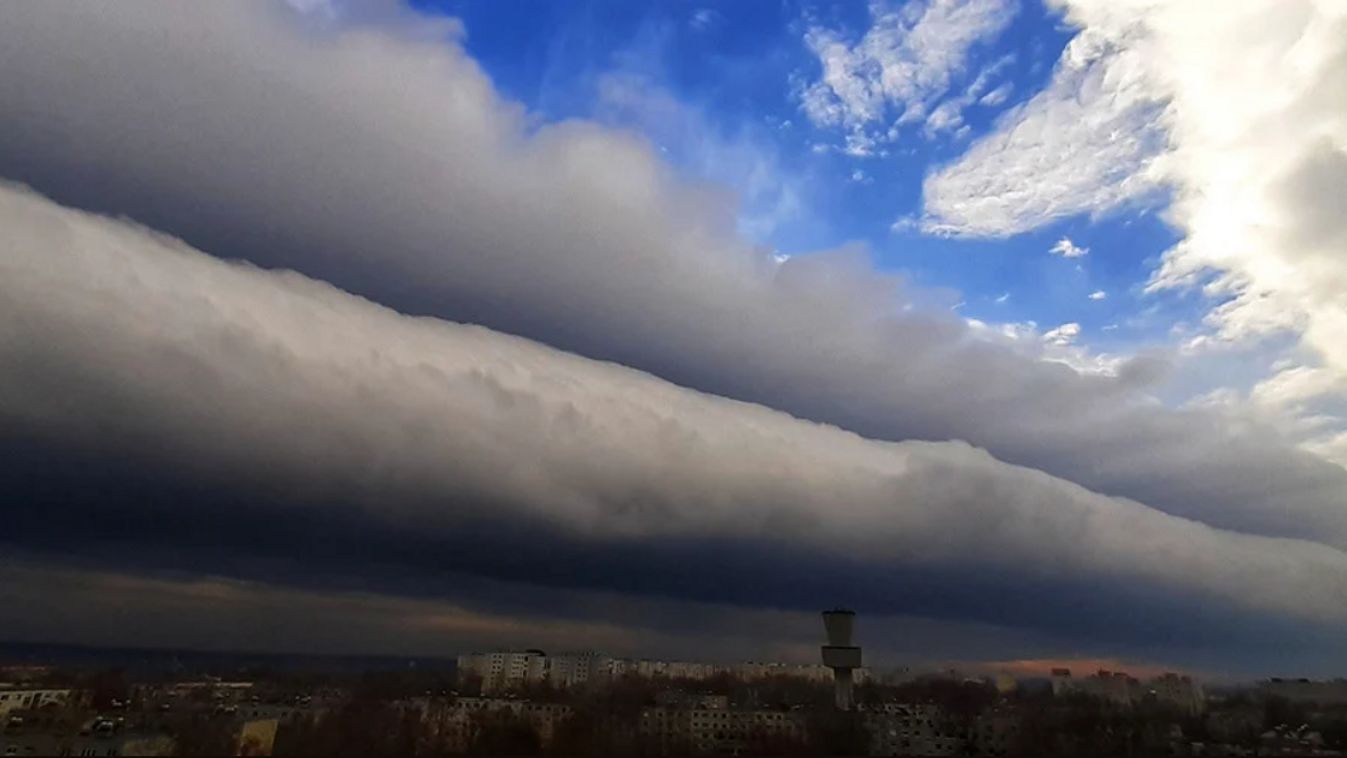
left=3, top=183, right=1346, bottom=663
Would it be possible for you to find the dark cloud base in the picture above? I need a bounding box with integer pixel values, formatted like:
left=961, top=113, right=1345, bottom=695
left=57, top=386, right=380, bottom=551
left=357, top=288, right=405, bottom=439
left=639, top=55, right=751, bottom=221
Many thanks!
left=1, top=428, right=1328, bottom=660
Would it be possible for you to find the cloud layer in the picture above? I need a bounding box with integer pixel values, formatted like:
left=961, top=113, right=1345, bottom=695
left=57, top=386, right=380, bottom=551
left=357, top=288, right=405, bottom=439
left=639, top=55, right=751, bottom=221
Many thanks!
left=3, top=183, right=1347, bottom=663
left=0, top=2, right=1342, bottom=554
left=1, top=2, right=1346, bottom=669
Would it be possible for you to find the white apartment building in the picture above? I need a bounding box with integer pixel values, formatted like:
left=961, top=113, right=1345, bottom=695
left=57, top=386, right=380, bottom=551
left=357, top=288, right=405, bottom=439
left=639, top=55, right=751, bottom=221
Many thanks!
left=457, top=650, right=548, bottom=694
left=457, top=650, right=607, bottom=694
left=547, top=651, right=609, bottom=689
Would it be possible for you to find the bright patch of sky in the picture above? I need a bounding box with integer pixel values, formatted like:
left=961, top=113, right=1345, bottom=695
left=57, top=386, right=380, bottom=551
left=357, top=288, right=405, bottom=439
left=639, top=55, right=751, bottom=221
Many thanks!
left=412, top=0, right=1347, bottom=468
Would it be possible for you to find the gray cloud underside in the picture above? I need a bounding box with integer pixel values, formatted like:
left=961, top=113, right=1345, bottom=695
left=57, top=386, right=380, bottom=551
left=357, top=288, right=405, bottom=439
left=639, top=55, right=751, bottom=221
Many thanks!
left=11, top=557, right=1328, bottom=676
left=0, top=2, right=1343, bottom=551
left=3, top=184, right=1347, bottom=657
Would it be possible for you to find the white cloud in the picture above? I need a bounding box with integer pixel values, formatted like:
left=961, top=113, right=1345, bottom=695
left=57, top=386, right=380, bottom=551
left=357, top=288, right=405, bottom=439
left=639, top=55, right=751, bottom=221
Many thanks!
left=923, top=52, right=1016, bottom=138
left=924, top=98, right=966, bottom=137
left=799, top=0, right=1016, bottom=148
left=921, top=20, right=1168, bottom=236
left=1050, top=237, right=1090, bottom=258
left=978, top=81, right=1014, bottom=106
left=1247, top=365, right=1347, bottom=468
left=1043, top=322, right=1082, bottom=346
left=690, top=8, right=722, bottom=32
left=968, top=53, right=1015, bottom=94
left=1130, top=0, right=1347, bottom=378
left=891, top=214, right=921, bottom=232
left=967, top=317, right=1127, bottom=375
left=994, top=291, right=1010, bottom=304
left=4, top=183, right=1347, bottom=638
left=1181, top=361, right=1347, bottom=470
left=921, top=0, right=1347, bottom=467
left=1089, top=290, right=1108, bottom=300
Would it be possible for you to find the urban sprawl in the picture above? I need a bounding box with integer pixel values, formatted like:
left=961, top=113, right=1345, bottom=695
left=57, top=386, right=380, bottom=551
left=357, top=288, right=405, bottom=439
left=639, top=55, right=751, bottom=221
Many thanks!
left=3, top=616, right=1346, bottom=757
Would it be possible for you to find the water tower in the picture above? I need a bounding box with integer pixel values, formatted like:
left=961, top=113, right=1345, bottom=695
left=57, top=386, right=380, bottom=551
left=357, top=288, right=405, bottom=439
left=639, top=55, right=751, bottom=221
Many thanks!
left=821, top=608, right=861, bottom=710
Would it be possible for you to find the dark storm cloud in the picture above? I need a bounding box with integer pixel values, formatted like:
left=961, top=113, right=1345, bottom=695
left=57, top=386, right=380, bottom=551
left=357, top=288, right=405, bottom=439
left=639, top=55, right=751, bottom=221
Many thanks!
left=0, top=556, right=1180, bottom=673
left=0, top=426, right=1308, bottom=651
left=0, top=1, right=1344, bottom=555
left=2, top=184, right=1346, bottom=669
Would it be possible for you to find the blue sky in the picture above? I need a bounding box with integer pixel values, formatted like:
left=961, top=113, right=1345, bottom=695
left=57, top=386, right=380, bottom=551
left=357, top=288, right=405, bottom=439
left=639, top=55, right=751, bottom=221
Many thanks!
left=414, top=0, right=1195, bottom=364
